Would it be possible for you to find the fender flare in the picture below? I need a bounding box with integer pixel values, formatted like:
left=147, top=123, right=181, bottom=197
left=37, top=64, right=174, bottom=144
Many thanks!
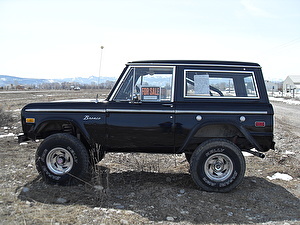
left=177, top=120, right=263, bottom=153
left=34, top=117, right=94, bottom=146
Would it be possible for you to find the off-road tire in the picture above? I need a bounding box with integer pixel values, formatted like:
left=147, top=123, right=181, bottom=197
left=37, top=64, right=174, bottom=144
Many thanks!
left=36, top=133, right=91, bottom=185
left=190, top=139, right=245, bottom=192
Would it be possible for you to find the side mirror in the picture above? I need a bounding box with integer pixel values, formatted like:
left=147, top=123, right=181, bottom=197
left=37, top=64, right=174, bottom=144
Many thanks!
left=130, top=93, right=141, bottom=104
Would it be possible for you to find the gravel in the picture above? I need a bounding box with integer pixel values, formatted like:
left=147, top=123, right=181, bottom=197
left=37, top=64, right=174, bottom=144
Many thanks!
left=0, top=90, right=299, bottom=224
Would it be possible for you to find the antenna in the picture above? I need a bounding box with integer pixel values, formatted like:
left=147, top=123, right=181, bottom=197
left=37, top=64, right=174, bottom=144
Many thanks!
left=96, top=93, right=99, bottom=103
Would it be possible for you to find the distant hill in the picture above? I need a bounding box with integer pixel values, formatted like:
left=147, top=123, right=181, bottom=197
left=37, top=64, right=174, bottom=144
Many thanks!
left=0, top=75, right=116, bottom=86
left=0, top=75, right=49, bottom=86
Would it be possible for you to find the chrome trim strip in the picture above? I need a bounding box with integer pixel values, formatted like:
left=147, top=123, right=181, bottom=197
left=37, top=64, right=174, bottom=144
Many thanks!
left=107, top=109, right=174, bottom=114
left=127, top=63, right=261, bottom=68
left=26, top=108, right=268, bottom=115
left=175, top=110, right=268, bottom=115
left=184, top=96, right=260, bottom=99
left=25, top=109, right=106, bottom=113
left=108, top=109, right=267, bottom=114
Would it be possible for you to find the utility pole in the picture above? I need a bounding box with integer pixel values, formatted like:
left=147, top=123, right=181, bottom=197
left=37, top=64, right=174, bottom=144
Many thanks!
left=98, top=46, right=104, bottom=88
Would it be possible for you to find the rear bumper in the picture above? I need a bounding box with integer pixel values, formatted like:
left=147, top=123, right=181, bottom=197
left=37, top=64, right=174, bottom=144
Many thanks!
left=271, top=141, right=275, bottom=150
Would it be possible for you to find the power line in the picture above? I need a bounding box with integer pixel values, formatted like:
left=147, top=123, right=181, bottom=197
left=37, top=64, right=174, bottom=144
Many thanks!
left=271, top=37, right=300, bottom=51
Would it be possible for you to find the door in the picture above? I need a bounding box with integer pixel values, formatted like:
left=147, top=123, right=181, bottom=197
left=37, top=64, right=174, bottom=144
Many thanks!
left=106, top=66, right=175, bottom=153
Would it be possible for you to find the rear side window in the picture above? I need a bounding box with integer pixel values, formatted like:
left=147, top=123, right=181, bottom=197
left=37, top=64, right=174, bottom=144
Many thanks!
left=184, top=70, right=259, bottom=98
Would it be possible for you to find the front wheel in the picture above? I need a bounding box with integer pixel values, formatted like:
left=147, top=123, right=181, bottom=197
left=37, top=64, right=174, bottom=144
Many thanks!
left=190, top=139, right=245, bottom=192
left=36, top=133, right=91, bottom=185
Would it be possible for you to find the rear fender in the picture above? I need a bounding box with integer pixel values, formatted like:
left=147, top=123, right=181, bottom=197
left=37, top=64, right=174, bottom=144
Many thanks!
left=177, top=120, right=264, bottom=153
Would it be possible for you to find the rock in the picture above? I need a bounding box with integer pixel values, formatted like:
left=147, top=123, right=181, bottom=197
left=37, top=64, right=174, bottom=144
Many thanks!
left=56, top=198, right=67, bottom=204
left=120, top=219, right=129, bottom=225
left=128, top=192, right=135, bottom=197
left=22, top=187, right=30, bottom=193
left=94, top=185, right=104, bottom=191
left=227, top=212, right=233, bottom=216
left=25, top=200, right=34, bottom=207
left=113, top=203, right=125, bottom=209
left=180, top=210, right=189, bottom=215
left=166, top=216, right=174, bottom=221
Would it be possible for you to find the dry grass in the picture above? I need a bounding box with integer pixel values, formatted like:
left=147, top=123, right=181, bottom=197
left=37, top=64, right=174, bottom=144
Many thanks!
left=0, top=90, right=299, bottom=224
left=0, top=107, right=14, bottom=127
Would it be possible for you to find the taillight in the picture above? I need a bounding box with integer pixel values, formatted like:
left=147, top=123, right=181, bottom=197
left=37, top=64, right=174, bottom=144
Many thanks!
left=255, top=121, right=265, bottom=127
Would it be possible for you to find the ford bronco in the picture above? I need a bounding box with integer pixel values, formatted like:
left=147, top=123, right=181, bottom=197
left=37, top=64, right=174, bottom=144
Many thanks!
left=19, top=60, right=275, bottom=192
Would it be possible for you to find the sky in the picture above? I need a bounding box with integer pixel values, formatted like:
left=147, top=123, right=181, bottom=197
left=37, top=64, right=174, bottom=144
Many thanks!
left=0, top=0, right=299, bottom=81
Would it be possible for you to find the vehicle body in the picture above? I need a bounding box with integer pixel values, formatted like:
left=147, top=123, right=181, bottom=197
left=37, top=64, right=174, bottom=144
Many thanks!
left=19, top=60, right=275, bottom=192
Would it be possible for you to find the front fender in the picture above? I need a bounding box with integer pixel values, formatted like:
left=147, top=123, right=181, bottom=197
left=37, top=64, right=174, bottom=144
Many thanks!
left=34, top=117, right=93, bottom=146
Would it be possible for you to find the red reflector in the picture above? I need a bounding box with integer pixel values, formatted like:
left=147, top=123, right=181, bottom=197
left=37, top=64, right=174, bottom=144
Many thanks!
left=255, top=121, right=265, bottom=127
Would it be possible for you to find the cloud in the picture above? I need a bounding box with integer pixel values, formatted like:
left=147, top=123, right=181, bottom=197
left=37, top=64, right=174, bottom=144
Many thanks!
left=241, top=0, right=274, bottom=18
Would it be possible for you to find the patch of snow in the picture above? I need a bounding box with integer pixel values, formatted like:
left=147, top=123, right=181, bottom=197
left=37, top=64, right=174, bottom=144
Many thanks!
left=0, top=133, right=14, bottom=138
left=20, top=142, right=28, bottom=145
left=242, top=152, right=254, bottom=157
left=269, top=97, right=300, bottom=105
left=284, top=150, right=295, bottom=155
left=267, top=172, right=293, bottom=181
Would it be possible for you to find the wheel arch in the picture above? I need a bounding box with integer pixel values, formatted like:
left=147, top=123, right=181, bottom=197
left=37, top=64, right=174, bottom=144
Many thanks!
left=34, top=118, right=93, bottom=150
left=178, top=120, right=264, bottom=153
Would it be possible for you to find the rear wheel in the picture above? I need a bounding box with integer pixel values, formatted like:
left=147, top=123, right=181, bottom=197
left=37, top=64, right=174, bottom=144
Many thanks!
left=36, top=133, right=91, bottom=185
left=190, top=139, right=245, bottom=192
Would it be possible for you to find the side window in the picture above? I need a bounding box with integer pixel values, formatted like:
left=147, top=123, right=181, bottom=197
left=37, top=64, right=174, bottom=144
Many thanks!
left=114, top=68, right=134, bottom=101
left=184, top=70, right=258, bottom=98
left=244, top=76, right=258, bottom=97
left=114, top=66, right=174, bottom=102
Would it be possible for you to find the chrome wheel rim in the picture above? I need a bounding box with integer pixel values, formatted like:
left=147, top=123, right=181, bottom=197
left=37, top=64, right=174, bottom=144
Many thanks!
left=204, top=153, right=233, bottom=182
left=46, top=147, right=74, bottom=175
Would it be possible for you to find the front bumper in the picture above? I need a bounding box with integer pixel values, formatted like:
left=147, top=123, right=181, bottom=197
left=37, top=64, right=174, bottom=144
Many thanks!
left=18, top=134, right=29, bottom=143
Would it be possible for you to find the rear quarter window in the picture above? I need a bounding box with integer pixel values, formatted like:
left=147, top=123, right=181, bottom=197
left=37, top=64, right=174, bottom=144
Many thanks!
left=184, top=70, right=259, bottom=99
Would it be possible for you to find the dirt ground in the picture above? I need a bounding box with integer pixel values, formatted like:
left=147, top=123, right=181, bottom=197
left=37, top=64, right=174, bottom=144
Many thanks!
left=0, top=90, right=299, bottom=225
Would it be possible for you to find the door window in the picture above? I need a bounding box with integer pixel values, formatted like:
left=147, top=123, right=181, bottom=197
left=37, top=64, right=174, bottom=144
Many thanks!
left=114, top=66, right=174, bottom=102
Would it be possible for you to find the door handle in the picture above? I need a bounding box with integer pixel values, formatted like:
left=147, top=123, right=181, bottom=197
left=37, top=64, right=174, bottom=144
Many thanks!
left=162, top=103, right=173, bottom=107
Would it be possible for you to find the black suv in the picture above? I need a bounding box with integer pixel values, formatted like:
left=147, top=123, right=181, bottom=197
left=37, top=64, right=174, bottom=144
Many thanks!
left=19, top=60, right=275, bottom=192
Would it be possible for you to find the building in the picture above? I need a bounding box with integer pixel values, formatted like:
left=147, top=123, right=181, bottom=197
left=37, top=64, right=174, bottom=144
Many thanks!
left=265, top=80, right=279, bottom=92
left=283, top=75, right=300, bottom=94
